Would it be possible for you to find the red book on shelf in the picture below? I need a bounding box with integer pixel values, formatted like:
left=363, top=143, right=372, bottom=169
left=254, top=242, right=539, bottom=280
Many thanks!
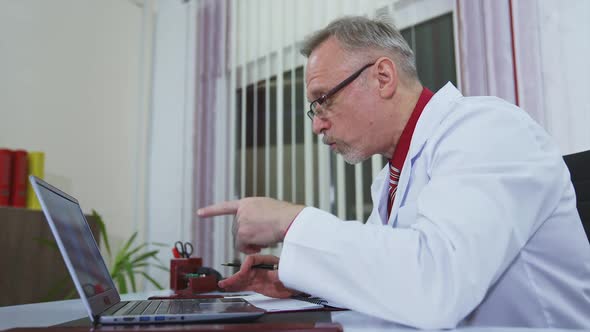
left=10, top=150, right=28, bottom=207
left=0, top=149, right=13, bottom=206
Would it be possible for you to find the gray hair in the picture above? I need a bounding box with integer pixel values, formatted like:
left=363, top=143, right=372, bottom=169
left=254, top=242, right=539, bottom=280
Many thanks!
left=300, top=15, right=418, bottom=81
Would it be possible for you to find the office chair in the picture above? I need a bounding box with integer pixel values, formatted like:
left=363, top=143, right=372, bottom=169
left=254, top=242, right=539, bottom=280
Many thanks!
left=563, top=150, right=590, bottom=242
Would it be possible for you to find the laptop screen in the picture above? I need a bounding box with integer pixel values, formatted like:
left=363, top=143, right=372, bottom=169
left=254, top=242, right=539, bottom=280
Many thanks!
left=35, top=182, right=115, bottom=298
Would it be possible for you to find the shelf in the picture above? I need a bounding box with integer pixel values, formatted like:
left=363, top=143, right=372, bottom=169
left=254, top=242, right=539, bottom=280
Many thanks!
left=0, top=207, right=100, bottom=306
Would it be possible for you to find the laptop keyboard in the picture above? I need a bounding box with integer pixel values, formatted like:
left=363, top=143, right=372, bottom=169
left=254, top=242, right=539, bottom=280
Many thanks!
left=112, top=299, right=223, bottom=316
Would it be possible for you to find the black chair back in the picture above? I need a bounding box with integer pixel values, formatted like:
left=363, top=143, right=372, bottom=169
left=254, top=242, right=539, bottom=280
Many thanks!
left=563, top=150, right=590, bottom=242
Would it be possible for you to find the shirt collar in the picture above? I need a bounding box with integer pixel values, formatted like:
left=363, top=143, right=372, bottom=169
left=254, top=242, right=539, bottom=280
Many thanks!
left=390, top=87, right=434, bottom=169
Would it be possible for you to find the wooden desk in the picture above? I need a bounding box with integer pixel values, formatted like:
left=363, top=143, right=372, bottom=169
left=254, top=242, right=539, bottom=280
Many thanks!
left=1, top=294, right=588, bottom=332
left=0, top=294, right=340, bottom=332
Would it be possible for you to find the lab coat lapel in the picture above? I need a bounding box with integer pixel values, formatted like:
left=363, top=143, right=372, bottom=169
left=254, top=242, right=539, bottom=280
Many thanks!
left=387, top=82, right=463, bottom=226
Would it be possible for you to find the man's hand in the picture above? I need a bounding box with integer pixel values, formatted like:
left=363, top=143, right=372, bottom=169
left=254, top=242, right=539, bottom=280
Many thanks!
left=219, top=255, right=297, bottom=298
left=197, top=197, right=304, bottom=254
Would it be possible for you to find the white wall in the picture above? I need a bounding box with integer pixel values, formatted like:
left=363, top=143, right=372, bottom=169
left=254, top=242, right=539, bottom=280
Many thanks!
left=0, top=0, right=151, bottom=258
left=145, top=0, right=196, bottom=289
left=535, top=0, right=590, bottom=154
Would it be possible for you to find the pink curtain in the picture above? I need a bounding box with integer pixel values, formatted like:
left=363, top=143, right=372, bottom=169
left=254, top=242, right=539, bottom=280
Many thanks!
left=456, top=0, right=517, bottom=103
left=456, top=0, right=545, bottom=126
left=192, top=0, right=230, bottom=266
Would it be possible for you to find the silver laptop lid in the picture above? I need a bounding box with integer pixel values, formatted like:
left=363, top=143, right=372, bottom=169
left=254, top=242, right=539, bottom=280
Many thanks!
left=30, top=176, right=120, bottom=322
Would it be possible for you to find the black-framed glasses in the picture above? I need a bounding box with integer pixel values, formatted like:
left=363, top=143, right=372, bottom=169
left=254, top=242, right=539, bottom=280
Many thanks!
left=307, top=62, right=375, bottom=120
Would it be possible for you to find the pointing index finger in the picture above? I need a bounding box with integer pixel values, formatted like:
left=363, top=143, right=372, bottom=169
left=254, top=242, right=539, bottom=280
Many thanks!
left=197, top=200, right=240, bottom=217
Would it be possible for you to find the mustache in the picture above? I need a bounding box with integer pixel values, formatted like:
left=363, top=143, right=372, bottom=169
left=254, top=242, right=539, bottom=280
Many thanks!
left=320, top=134, right=333, bottom=145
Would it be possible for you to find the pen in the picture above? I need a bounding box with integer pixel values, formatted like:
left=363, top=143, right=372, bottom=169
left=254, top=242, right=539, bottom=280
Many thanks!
left=222, top=262, right=278, bottom=270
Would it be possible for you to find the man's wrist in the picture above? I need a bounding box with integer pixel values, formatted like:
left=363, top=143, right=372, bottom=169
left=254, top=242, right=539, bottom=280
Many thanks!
left=280, top=205, right=305, bottom=240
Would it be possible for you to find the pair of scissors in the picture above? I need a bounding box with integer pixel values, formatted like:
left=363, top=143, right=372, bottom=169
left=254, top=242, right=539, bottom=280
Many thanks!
left=174, top=241, right=194, bottom=258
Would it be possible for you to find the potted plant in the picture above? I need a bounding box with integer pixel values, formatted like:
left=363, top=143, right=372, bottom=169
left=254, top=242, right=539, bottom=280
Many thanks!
left=92, top=210, right=168, bottom=293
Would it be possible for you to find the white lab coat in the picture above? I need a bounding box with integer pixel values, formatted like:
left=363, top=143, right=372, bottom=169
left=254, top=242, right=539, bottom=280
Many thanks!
left=279, top=83, right=590, bottom=329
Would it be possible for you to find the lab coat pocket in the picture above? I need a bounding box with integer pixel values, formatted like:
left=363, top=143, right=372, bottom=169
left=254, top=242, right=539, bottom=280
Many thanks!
left=395, top=201, right=418, bottom=228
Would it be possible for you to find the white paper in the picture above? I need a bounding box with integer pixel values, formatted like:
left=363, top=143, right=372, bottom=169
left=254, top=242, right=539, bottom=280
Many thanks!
left=226, top=293, right=324, bottom=312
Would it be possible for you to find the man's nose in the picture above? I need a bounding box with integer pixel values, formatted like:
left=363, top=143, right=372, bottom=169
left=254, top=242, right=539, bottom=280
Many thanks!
left=312, top=116, right=330, bottom=135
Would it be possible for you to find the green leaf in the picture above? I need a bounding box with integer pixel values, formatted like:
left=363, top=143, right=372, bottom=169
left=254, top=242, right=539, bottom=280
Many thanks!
left=112, top=235, right=139, bottom=274
left=33, top=237, right=59, bottom=250
left=125, top=264, right=137, bottom=293
left=152, top=264, right=169, bottom=272
left=120, top=243, right=148, bottom=265
left=139, top=271, right=164, bottom=290
left=92, top=209, right=111, bottom=259
left=110, top=263, right=121, bottom=280
left=154, top=256, right=168, bottom=268
left=116, top=274, right=127, bottom=294
left=130, top=250, right=160, bottom=266
left=114, top=232, right=138, bottom=264
left=64, top=288, right=78, bottom=300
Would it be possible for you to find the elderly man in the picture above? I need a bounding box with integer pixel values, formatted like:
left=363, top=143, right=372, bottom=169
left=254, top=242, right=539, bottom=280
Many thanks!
left=198, top=16, right=590, bottom=329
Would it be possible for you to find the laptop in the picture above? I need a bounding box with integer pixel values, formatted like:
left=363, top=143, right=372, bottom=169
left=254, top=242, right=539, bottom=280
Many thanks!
left=29, top=175, right=265, bottom=325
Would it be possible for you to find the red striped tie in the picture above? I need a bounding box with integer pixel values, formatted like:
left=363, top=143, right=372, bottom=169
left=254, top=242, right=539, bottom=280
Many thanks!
left=387, top=162, right=400, bottom=219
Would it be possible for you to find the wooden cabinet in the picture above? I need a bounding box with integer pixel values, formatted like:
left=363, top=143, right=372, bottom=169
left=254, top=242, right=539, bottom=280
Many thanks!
left=0, top=207, right=100, bottom=306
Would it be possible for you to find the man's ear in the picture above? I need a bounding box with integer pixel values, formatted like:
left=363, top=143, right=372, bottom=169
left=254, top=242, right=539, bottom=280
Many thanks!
left=375, top=57, right=398, bottom=99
